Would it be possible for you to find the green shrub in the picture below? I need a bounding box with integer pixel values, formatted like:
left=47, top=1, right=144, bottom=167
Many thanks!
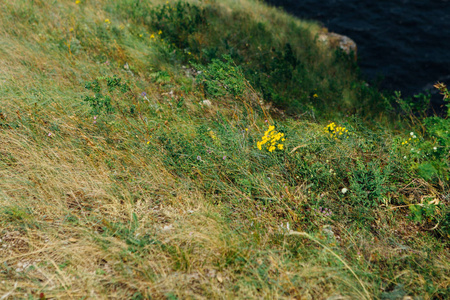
left=392, top=91, right=431, bottom=116
left=84, top=75, right=131, bottom=115
left=194, top=55, right=247, bottom=98
left=349, top=160, right=391, bottom=208
left=409, top=197, right=449, bottom=239
left=150, top=1, right=206, bottom=49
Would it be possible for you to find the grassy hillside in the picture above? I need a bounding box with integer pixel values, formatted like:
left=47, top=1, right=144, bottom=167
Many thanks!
left=0, top=0, right=448, bottom=299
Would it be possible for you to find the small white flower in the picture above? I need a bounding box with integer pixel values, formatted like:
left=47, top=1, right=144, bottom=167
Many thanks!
left=404, top=156, right=407, bottom=159
left=200, top=99, right=212, bottom=107
left=410, top=132, right=414, bottom=136
left=279, top=222, right=290, bottom=233
left=413, top=135, right=417, bottom=139
left=433, top=147, right=437, bottom=151
left=341, top=188, right=348, bottom=194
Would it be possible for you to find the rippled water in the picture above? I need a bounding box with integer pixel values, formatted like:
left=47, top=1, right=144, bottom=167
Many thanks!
left=265, top=0, right=450, bottom=105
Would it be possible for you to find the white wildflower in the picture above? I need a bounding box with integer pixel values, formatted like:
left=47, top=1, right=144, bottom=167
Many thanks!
left=200, top=99, right=212, bottom=107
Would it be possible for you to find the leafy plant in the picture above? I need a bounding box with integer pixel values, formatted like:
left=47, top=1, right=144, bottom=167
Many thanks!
left=391, top=90, right=431, bottom=117
left=149, top=70, right=171, bottom=84
left=84, top=75, right=130, bottom=115
left=408, top=198, right=449, bottom=238
left=434, top=82, right=450, bottom=115
left=150, top=1, right=206, bottom=49
left=348, top=160, right=392, bottom=208
left=409, top=199, right=440, bottom=223
left=194, top=55, right=247, bottom=98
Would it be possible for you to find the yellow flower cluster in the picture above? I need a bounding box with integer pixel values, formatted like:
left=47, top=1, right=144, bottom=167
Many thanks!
left=257, top=125, right=286, bottom=152
left=208, top=130, right=217, bottom=140
left=324, top=122, right=349, bottom=139
left=150, top=31, right=162, bottom=40
left=401, top=132, right=417, bottom=145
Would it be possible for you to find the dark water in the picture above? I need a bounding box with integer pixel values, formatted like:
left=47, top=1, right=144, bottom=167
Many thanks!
left=265, top=0, right=450, bottom=105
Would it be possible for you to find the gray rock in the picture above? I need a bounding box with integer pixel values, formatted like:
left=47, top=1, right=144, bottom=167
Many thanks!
left=318, top=29, right=357, bottom=57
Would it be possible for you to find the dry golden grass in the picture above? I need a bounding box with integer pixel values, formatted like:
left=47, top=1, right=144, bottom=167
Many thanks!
left=0, top=66, right=364, bottom=299
left=1, top=0, right=448, bottom=299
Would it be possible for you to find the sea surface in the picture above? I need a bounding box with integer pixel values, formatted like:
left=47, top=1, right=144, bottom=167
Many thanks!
left=265, top=0, right=450, bottom=105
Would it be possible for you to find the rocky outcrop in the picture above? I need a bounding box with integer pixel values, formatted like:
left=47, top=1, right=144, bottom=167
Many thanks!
left=317, top=29, right=357, bottom=58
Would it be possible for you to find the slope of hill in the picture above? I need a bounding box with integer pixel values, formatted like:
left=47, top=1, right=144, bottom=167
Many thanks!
left=0, top=0, right=448, bottom=299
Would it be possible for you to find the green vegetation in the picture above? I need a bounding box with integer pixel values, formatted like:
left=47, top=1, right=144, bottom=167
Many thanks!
left=0, top=0, right=448, bottom=299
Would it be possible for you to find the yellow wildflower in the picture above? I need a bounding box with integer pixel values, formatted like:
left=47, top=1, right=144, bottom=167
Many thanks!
left=324, top=122, right=350, bottom=140
left=208, top=130, right=217, bottom=140
left=257, top=125, right=285, bottom=152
